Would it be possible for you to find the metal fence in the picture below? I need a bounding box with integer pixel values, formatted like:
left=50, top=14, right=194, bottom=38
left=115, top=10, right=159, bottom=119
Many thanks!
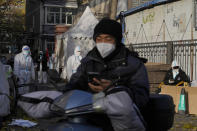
left=130, top=40, right=197, bottom=81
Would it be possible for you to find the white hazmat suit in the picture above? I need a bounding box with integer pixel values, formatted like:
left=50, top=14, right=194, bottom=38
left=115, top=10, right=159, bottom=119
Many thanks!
left=66, top=46, right=82, bottom=81
left=49, top=53, right=55, bottom=69
left=14, top=45, right=35, bottom=94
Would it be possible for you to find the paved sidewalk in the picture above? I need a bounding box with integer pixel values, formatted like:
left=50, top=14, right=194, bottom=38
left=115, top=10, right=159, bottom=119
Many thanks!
left=169, top=114, right=197, bottom=131
left=3, top=113, right=197, bottom=131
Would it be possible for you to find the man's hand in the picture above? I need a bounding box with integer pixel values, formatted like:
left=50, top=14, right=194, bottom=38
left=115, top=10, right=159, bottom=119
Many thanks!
left=169, top=79, right=175, bottom=84
left=88, top=78, right=112, bottom=92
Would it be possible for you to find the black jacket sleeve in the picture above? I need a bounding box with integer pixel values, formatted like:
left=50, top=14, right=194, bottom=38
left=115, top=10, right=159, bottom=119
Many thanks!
left=163, top=70, right=172, bottom=85
left=178, top=69, right=190, bottom=83
left=65, top=60, right=89, bottom=91
left=128, top=59, right=150, bottom=110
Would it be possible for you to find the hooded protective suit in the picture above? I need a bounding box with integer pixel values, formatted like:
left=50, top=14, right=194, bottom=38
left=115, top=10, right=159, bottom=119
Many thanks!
left=171, top=60, right=179, bottom=79
left=14, top=45, right=35, bottom=94
left=49, top=53, right=55, bottom=69
left=66, top=46, right=82, bottom=81
left=163, top=60, right=190, bottom=85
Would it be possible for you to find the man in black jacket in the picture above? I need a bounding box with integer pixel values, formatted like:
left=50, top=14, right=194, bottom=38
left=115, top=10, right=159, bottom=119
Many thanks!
left=66, top=18, right=149, bottom=130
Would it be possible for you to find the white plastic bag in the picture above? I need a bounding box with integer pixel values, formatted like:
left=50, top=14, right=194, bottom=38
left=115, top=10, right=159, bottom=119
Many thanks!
left=93, top=86, right=145, bottom=131
left=18, top=91, right=62, bottom=118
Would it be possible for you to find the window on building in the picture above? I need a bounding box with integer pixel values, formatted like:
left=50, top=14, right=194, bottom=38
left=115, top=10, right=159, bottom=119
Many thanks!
left=62, top=12, right=73, bottom=25
left=62, top=8, right=73, bottom=25
left=46, top=7, right=74, bottom=25
left=47, top=7, right=60, bottom=24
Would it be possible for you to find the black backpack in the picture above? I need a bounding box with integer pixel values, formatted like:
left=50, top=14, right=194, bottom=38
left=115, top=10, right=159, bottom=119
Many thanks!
left=142, top=94, right=175, bottom=131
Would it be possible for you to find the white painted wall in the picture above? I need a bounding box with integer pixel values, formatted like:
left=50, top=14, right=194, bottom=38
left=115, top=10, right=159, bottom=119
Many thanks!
left=117, top=0, right=128, bottom=16
left=125, top=0, right=196, bottom=45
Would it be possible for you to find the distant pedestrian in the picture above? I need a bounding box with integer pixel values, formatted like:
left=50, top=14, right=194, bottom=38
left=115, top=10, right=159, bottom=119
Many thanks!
left=0, top=56, right=7, bottom=65
left=36, top=51, right=48, bottom=84
left=48, top=53, right=55, bottom=69
left=66, top=46, right=82, bottom=81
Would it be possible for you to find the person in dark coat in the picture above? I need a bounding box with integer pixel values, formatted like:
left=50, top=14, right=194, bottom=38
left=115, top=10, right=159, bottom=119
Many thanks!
left=65, top=18, right=149, bottom=130
left=163, top=60, right=190, bottom=86
left=36, top=51, right=48, bottom=83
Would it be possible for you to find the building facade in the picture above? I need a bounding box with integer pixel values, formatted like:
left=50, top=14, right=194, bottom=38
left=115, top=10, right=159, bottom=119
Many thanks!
left=25, top=0, right=153, bottom=54
left=128, top=0, right=152, bottom=9
left=75, top=0, right=111, bottom=23
left=26, top=0, right=78, bottom=54
left=121, top=0, right=197, bottom=80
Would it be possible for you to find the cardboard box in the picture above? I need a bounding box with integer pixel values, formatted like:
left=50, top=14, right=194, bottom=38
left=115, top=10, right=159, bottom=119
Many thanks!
left=145, top=63, right=170, bottom=93
left=160, top=85, right=197, bottom=115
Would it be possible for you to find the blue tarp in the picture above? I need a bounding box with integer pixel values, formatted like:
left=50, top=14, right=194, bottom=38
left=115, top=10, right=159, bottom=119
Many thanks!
left=121, top=0, right=177, bottom=16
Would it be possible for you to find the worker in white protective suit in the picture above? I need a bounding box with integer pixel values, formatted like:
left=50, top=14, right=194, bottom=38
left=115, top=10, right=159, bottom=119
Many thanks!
left=66, top=46, right=82, bottom=81
left=163, top=60, right=190, bottom=86
left=49, top=53, right=55, bottom=69
left=14, top=45, right=35, bottom=94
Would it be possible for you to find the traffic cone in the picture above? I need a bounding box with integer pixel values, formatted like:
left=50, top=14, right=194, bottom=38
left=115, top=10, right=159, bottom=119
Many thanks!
left=178, top=88, right=187, bottom=115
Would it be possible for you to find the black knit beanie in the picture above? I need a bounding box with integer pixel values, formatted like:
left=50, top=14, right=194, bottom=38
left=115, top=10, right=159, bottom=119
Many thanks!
left=93, top=18, right=122, bottom=44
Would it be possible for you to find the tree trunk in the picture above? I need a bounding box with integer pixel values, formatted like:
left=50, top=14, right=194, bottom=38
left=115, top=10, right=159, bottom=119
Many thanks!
left=110, top=0, right=118, bottom=20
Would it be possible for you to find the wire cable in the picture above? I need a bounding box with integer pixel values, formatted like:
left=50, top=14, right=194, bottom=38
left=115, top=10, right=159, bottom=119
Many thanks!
left=164, top=20, right=172, bottom=41
left=142, top=24, right=148, bottom=43
left=156, top=20, right=164, bottom=42
left=135, top=24, right=143, bottom=44
left=181, top=14, right=192, bottom=40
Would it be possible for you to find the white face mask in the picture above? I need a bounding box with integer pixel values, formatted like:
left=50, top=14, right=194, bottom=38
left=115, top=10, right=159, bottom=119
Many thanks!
left=75, top=51, right=81, bottom=56
left=172, top=69, right=179, bottom=79
left=96, top=42, right=116, bottom=58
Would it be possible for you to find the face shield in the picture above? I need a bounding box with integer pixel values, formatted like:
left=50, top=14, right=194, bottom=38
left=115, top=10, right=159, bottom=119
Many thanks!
left=22, top=46, right=30, bottom=56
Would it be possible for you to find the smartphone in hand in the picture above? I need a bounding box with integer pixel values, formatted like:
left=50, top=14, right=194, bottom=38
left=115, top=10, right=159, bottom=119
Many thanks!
left=88, top=72, right=100, bottom=86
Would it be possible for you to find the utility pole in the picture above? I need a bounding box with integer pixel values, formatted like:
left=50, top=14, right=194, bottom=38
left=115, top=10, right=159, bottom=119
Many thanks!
left=190, top=14, right=194, bottom=81
left=110, top=0, right=118, bottom=20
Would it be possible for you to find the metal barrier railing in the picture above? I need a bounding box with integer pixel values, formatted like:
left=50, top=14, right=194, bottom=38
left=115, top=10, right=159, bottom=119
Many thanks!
left=129, top=39, right=197, bottom=80
left=131, top=42, right=168, bottom=64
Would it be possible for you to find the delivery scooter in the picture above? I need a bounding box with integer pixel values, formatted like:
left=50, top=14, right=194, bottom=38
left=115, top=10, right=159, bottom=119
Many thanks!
left=41, top=89, right=175, bottom=131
